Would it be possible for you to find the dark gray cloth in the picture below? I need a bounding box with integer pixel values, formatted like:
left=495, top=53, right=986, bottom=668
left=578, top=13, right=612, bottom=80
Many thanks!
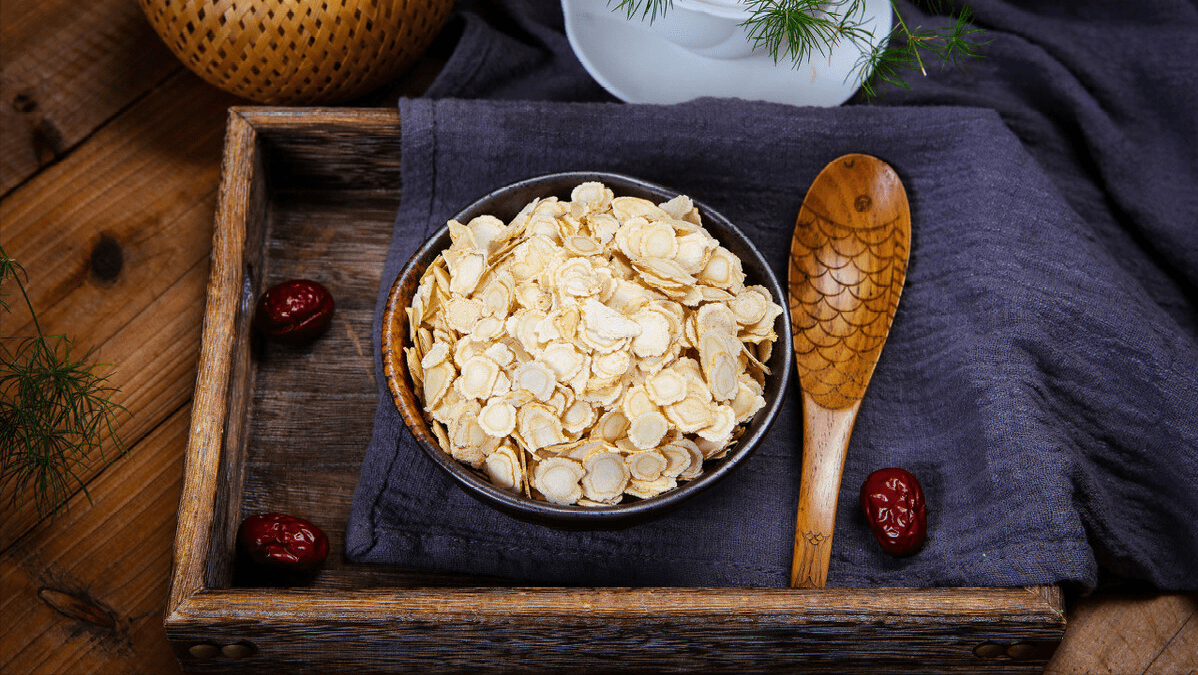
left=347, top=0, right=1198, bottom=590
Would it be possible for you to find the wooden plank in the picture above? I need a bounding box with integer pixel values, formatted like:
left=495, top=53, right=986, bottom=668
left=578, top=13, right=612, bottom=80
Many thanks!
left=164, top=586, right=1062, bottom=674
left=1046, top=592, right=1198, bottom=675
left=167, top=107, right=266, bottom=609
left=242, top=191, right=392, bottom=577
left=0, top=404, right=190, bottom=675
left=0, top=0, right=184, bottom=193
left=1145, top=601, right=1197, bottom=675
left=0, top=72, right=238, bottom=549
left=245, top=106, right=402, bottom=191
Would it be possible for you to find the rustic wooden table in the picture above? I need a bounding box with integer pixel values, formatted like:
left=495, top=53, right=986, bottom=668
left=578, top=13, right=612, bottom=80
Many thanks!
left=1, top=1, right=1194, bottom=673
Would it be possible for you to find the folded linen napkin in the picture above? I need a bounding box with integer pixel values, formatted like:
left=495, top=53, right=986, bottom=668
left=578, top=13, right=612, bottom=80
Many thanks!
left=346, top=96, right=1196, bottom=589
left=346, top=0, right=1198, bottom=590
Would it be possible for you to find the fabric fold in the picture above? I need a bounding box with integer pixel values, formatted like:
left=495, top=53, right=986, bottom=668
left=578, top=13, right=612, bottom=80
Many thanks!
left=349, top=0, right=1198, bottom=591
left=346, top=96, right=1198, bottom=589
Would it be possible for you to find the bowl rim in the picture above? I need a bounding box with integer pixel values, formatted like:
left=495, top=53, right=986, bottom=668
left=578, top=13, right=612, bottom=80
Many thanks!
left=381, top=171, right=792, bottom=527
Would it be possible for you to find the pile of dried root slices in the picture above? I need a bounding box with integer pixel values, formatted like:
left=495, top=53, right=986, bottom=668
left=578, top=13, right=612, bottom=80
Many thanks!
left=405, top=181, right=782, bottom=506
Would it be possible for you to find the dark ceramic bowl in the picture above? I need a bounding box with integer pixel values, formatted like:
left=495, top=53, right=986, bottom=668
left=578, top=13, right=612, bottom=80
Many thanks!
left=381, top=171, right=791, bottom=528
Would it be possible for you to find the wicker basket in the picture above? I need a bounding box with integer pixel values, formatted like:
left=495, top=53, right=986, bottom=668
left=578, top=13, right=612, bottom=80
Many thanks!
left=139, top=0, right=454, bottom=105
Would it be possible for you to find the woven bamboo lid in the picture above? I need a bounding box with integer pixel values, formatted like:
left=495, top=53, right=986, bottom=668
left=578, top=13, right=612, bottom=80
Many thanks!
left=140, top=0, right=454, bottom=105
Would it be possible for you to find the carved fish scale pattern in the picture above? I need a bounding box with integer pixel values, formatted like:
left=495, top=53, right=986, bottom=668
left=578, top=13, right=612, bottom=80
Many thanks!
left=789, top=200, right=909, bottom=410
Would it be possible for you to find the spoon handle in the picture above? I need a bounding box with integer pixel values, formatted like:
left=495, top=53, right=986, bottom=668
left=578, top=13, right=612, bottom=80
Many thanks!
left=790, top=393, right=862, bottom=588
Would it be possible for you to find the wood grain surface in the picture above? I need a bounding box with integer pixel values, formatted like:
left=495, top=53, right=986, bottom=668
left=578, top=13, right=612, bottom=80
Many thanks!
left=1, top=2, right=1194, bottom=674
left=789, top=154, right=911, bottom=589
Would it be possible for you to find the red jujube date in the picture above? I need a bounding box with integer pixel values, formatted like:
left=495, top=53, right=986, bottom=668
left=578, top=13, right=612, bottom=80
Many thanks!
left=255, top=279, right=334, bottom=344
left=860, top=467, right=927, bottom=557
left=237, top=513, right=329, bottom=571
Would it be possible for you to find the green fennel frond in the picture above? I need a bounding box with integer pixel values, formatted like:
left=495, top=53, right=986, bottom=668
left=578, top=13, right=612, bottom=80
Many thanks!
left=607, top=0, right=987, bottom=98
left=855, top=3, right=987, bottom=97
left=1, top=246, right=128, bottom=521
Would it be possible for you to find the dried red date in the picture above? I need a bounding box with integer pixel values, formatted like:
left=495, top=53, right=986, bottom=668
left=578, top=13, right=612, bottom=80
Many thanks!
left=860, top=467, right=927, bottom=557
left=255, top=279, right=334, bottom=344
left=237, top=513, right=329, bottom=571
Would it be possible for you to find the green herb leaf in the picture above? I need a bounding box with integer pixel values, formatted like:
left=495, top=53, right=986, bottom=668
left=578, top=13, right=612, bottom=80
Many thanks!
left=607, top=0, right=987, bottom=98
left=1, top=246, right=128, bottom=521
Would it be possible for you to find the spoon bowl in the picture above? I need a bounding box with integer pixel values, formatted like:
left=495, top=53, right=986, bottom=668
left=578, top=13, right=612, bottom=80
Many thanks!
left=788, top=154, right=911, bottom=587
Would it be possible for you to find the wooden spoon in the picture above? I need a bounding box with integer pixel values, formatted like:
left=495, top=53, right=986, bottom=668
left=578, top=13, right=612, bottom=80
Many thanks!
left=788, top=153, right=911, bottom=588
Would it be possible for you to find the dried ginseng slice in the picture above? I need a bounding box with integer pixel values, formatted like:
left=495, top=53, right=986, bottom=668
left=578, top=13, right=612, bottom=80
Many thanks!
left=729, top=286, right=771, bottom=326
left=630, top=306, right=673, bottom=358
left=479, top=398, right=518, bottom=437
left=657, top=194, right=695, bottom=221
left=628, top=411, right=669, bottom=450
left=621, top=383, right=660, bottom=421
left=639, top=221, right=679, bottom=259
left=626, top=449, right=668, bottom=482
left=484, top=444, right=523, bottom=492
left=512, top=361, right=557, bottom=402
left=517, top=403, right=568, bottom=451
left=612, top=196, right=670, bottom=223
left=673, top=232, right=717, bottom=273
left=422, top=360, right=457, bottom=409
left=456, top=355, right=501, bottom=400
left=696, top=403, right=737, bottom=445
left=659, top=443, right=694, bottom=479
left=625, top=475, right=677, bottom=500
left=420, top=341, right=451, bottom=369
left=445, top=249, right=487, bottom=296
left=443, top=295, right=484, bottom=335
left=581, top=450, right=630, bottom=503
left=666, top=393, right=716, bottom=433
left=699, top=246, right=746, bottom=290
left=674, top=440, right=706, bottom=481
left=730, top=378, right=767, bottom=423
left=698, top=332, right=741, bottom=402
left=645, top=367, right=687, bottom=406
left=561, top=399, right=597, bottom=434
left=570, top=181, right=613, bottom=215
left=541, top=342, right=586, bottom=382
left=562, top=234, right=605, bottom=257
left=405, top=347, right=424, bottom=387
left=532, top=457, right=586, bottom=505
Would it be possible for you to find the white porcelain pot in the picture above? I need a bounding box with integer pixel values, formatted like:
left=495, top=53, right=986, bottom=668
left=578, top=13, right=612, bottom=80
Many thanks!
left=562, top=0, right=893, bottom=106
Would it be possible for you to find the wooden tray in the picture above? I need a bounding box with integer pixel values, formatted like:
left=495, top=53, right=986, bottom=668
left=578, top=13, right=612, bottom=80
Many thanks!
left=165, top=107, right=1066, bottom=673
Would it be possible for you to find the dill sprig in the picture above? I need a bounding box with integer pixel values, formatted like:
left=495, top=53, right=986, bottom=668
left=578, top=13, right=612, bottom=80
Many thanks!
left=856, top=2, right=986, bottom=97
left=608, top=0, right=987, bottom=98
left=1, top=246, right=127, bottom=520
left=742, top=0, right=874, bottom=65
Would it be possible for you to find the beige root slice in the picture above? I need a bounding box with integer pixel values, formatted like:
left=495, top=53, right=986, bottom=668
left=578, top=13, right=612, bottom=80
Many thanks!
left=659, top=444, right=694, bottom=479
left=455, top=355, right=501, bottom=399
left=621, top=384, right=660, bottom=421
left=626, top=450, right=668, bottom=481
left=628, top=411, right=669, bottom=451
left=420, top=341, right=451, bottom=370
left=581, top=450, right=629, bottom=503
left=479, top=399, right=518, bottom=437
left=645, top=368, right=687, bottom=406
left=699, top=333, right=741, bottom=402
left=422, top=361, right=457, bottom=409
left=532, top=457, right=586, bottom=505
left=517, top=403, right=567, bottom=451
left=625, top=475, right=677, bottom=500
left=485, top=445, right=523, bottom=492
left=593, top=410, right=630, bottom=442
left=698, top=246, right=745, bottom=291
left=512, top=360, right=557, bottom=401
